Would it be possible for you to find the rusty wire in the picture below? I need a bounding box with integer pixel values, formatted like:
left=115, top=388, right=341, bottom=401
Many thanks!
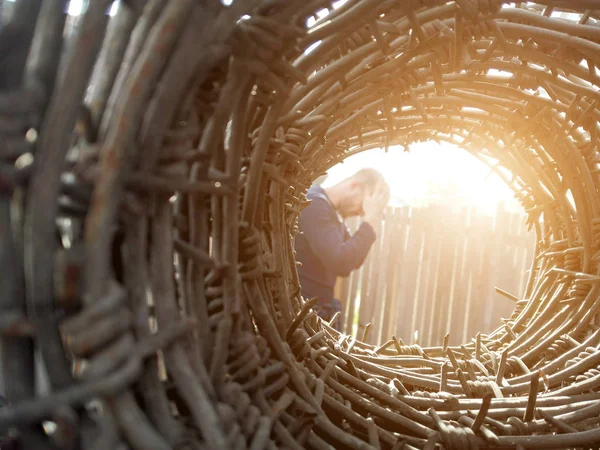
left=2, top=0, right=600, bottom=448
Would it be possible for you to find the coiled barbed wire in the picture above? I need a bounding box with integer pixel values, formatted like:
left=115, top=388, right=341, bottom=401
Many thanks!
left=5, top=1, right=600, bottom=449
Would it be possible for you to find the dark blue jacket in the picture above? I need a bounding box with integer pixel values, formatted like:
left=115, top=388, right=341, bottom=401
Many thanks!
left=295, top=185, right=376, bottom=303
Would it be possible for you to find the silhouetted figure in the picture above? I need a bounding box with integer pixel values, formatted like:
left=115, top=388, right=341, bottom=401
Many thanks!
left=295, top=169, right=389, bottom=330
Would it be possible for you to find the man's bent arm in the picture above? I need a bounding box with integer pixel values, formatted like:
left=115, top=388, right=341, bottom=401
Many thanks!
left=299, top=199, right=376, bottom=276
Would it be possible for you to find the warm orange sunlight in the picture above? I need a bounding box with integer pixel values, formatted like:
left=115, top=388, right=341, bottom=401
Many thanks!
left=322, top=142, right=521, bottom=214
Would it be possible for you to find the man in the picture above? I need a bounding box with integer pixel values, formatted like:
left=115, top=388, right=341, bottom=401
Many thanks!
left=294, top=168, right=390, bottom=330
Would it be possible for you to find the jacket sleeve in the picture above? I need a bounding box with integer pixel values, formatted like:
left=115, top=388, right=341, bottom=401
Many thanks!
left=298, top=198, right=377, bottom=277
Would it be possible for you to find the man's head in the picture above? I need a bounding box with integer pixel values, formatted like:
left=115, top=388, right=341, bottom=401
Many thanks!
left=334, top=168, right=387, bottom=218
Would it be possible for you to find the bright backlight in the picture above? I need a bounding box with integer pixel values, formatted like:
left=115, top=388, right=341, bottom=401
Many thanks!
left=322, top=142, right=520, bottom=214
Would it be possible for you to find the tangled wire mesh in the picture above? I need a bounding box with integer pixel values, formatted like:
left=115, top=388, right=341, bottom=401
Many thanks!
left=1, top=0, right=600, bottom=448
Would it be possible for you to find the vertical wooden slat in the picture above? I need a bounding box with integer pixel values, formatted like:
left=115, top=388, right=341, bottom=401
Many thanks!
left=422, top=205, right=443, bottom=347
left=487, top=203, right=502, bottom=331
left=460, top=207, right=476, bottom=343
left=357, top=218, right=383, bottom=339
left=343, top=264, right=359, bottom=335
left=416, top=205, right=435, bottom=345
left=337, top=274, right=352, bottom=333
left=479, top=220, right=495, bottom=333
left=372, top=207, right=399, bottom=343
left=355, top=245, right=372, bottom=338
left=492, top=203, right=515, bottom=327
left=443, top=206, right=465, bottom=346
left=407, top=207, right=427, bottom=344
left=469, top=213, right=492, bottom=339
left=431, top=204, right=455, bottom=346
left=382, top=207, right=409, bottom=341
left=341, top=217, right=361, bottom=335
left=394, top=207, right=420, bottom=342
left=367, top=208, right=394, bottom=344
left=448, top=206, right=470, bottom=346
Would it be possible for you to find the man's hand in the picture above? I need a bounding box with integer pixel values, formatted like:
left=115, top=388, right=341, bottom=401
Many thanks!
left=362, top=182, right=390, bottom=230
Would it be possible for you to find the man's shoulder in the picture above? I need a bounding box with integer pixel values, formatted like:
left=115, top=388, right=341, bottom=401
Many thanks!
left=302, top=186, right=336, bottom=220
left=307, top=185, right=329, bottom=203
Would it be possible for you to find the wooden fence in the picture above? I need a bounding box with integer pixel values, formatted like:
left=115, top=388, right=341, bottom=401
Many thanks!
left=335, top=203, right=536, bottom=347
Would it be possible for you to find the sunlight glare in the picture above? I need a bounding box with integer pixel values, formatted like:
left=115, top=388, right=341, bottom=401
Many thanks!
left=321, top=142, right=520, bottom=214
left=68, top=0, right=85, bottom=16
